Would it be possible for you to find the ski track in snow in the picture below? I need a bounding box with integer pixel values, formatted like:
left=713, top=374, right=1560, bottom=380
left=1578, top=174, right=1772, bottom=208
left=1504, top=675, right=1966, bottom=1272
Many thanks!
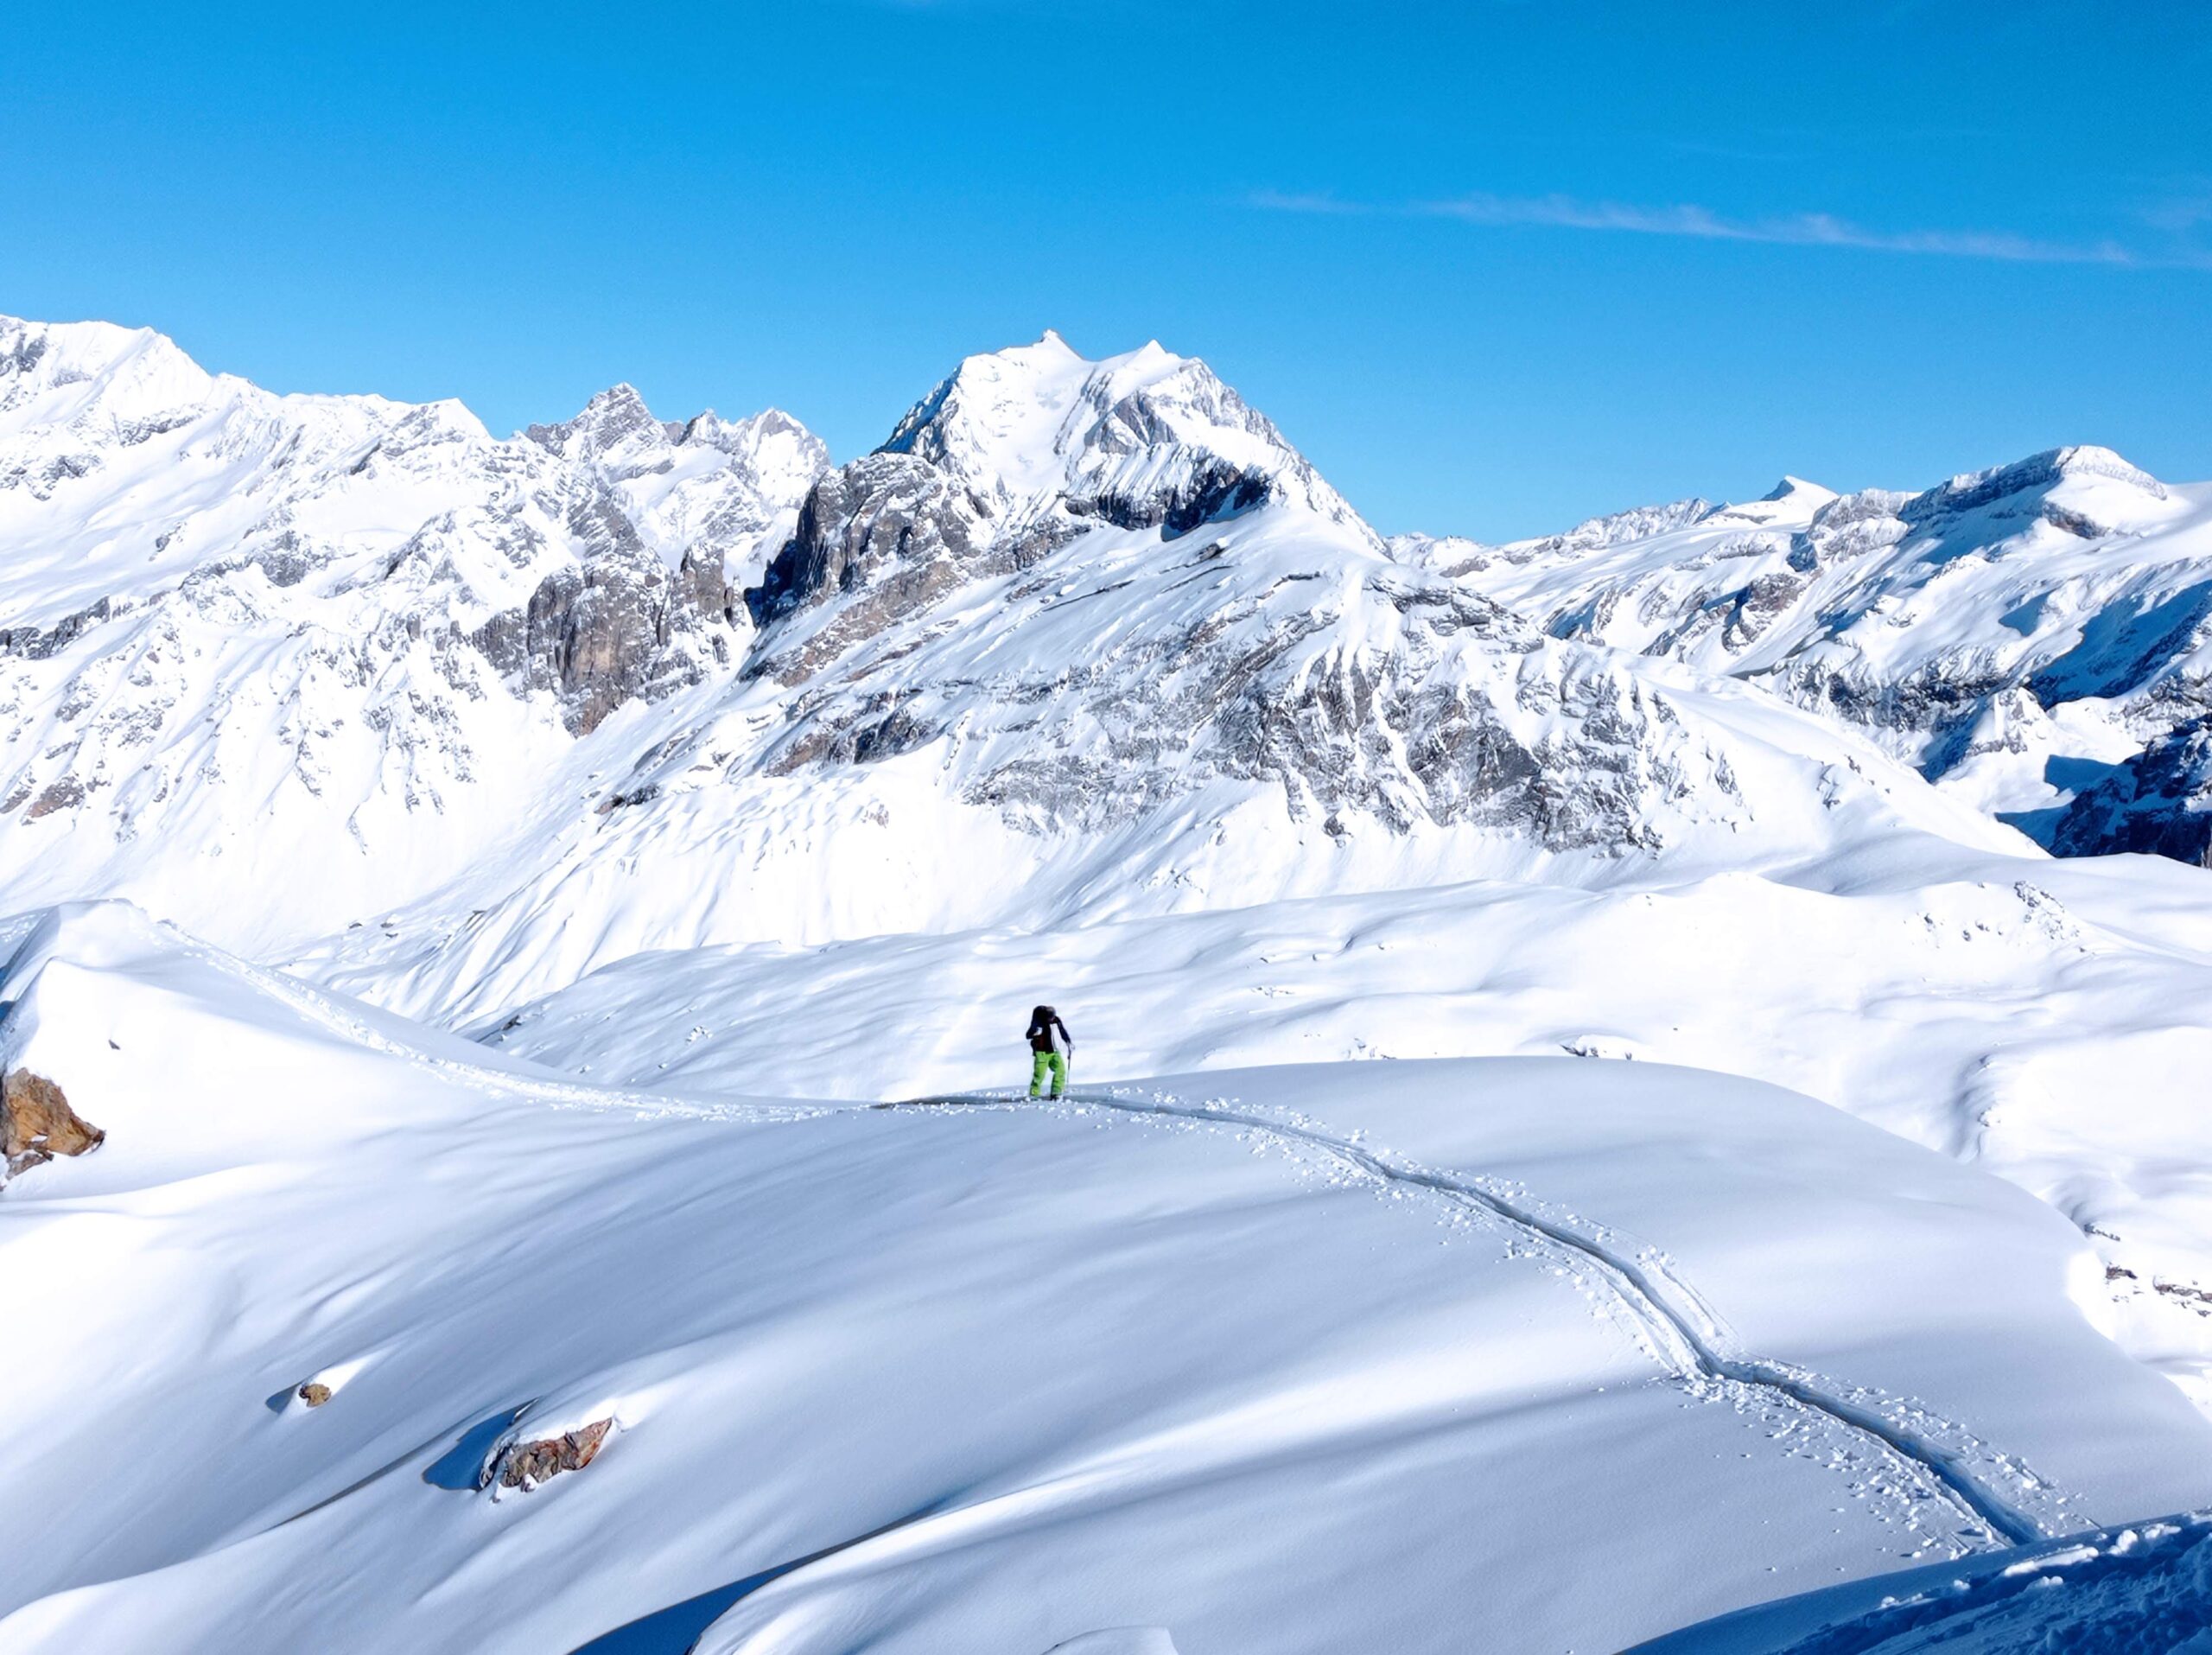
left=899, top=1085, right=2078, bottom=1555
left=200, top=924, right=2083, bottom=1565
left=61, top=920, right=2082, bottom=1594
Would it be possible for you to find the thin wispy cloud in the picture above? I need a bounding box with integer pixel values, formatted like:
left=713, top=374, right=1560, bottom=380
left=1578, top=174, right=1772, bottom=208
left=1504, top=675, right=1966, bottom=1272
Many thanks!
left=2141, top=191, right=2212, bottom=234
left=1249, top=188, right=2212, bottom=271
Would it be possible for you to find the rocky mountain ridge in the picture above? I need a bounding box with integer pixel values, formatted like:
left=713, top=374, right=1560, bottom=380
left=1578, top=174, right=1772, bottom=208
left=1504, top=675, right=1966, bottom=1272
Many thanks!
left=298, top=339, right=2019, bottom=1021
left=0, top=314, right=829, bottom=950
left=1428, top=445, right=2212, bottom=860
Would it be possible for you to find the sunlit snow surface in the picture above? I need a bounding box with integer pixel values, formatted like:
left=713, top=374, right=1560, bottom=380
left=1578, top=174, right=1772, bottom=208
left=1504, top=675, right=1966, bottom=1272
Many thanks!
left=11, top=317, right=2212, bottom=1650
left=3, top=903, right=2210, bottom=1653
left=472, top=850, right=2212, bottom=1413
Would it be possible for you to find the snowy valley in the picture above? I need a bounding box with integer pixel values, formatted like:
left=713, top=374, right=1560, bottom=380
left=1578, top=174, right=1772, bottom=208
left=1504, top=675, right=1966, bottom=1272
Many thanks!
left=4, top=313, right=2212, bottom=1651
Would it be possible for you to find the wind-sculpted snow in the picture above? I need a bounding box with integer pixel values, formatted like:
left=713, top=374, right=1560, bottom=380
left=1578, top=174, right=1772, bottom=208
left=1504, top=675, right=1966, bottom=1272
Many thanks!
left=5, top=905, right=2209, bottom=1653
left=1444, top=446, right=2212, bottom=861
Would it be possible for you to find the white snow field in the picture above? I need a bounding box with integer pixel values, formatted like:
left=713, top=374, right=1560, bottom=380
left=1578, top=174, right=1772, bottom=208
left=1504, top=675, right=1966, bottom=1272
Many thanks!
left=5, top=903, right=2212, bottom=1655
left=10, top=312, right=2212, bottom=1649
left=471, top=850, right=2212, bottom=1413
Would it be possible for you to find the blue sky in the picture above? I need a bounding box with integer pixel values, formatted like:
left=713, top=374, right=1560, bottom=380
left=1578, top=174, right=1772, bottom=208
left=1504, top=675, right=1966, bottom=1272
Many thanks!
left=4, top=1, right=2209, bottom=537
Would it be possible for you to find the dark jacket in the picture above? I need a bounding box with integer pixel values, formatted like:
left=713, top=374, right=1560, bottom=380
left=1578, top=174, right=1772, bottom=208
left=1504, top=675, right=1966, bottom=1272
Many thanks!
left=1027, top=1006, right=1072, bottom=1055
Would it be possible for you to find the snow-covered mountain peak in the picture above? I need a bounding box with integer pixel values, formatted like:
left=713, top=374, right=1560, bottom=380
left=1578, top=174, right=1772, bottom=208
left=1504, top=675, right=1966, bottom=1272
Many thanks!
left=874, top=332, right=1370, bottom=543
left=518, top=384, right=827, bottom=593
left=1908, top=444, right=2176, bottom=541
left=1929, top=443, right=2168, bottom=506
left=0, top=314, right=217, bottom=433
left=1753, top=474, right=1840, bottom=514
left=676, top=406, right=830, bottom=500
left=524, top=382, right=679, bottom=464
left=1701, top=476, right=1838, bottom=531
left=526, top=385, right=825, bottom=507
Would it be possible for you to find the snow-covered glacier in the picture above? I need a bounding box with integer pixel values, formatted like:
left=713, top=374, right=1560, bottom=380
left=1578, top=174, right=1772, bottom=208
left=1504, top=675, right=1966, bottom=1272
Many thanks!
left=4, top=312, right=2212, bottom=1652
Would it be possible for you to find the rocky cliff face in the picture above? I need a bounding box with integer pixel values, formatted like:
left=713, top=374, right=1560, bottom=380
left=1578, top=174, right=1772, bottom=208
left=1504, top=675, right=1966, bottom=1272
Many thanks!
left=2051, top=716, right=2212, bottom=864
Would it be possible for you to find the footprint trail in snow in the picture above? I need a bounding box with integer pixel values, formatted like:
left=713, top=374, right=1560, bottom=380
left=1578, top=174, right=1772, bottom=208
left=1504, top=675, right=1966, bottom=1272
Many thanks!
left=907, top=1085, right=2080, bottom=1556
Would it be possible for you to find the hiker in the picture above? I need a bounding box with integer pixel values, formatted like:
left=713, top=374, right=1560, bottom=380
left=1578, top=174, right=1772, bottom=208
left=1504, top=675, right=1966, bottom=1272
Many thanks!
left=1026, top=1004, right=1074, bottom=1099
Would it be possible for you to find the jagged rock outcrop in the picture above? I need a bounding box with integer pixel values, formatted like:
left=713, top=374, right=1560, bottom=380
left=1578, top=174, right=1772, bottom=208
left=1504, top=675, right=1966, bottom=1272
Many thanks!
left=492, top=1418, right=612, bottom=1490
left=749, top=451, right=993, bottom=676
left=751, top=333, right=1376, bottom=667
left=3, top=1069, right=103, bottom=1175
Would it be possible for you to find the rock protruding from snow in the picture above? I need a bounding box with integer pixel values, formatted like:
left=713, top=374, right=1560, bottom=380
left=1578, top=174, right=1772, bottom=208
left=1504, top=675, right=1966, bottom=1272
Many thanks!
left=491, top=1418, right=612, bottom=1491
left=2, top=1069, right=102, bottom=1174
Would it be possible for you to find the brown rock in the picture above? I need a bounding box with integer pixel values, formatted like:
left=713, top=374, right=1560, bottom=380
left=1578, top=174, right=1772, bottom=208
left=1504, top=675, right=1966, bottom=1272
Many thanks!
left=494, top=1418, right=613, bottom=1490
left=297, top=1383, right=333, bottom=1408
left=3, top=1071, right=104, bottom=1175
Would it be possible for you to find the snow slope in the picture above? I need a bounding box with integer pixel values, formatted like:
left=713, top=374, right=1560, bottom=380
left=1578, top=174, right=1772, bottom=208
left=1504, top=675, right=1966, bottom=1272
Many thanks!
left=1413, top=451, right=2212, bottom=856
left=1633, top=1511, right=2212, bottom=1653
left=4, top=903, right=2210, bottom=1654
left=475, top=849, right=2212, bottom=1410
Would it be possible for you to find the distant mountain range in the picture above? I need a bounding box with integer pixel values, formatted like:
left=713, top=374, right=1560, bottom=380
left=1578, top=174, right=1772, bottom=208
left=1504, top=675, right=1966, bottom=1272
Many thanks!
left=1, top=313, right=2205, bottom=1019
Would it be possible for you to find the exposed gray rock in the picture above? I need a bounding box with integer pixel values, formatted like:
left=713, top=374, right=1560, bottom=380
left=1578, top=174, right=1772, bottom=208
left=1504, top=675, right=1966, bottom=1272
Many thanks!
left=2051, top=716, right=2212, bottom=864
left=491, top=1418, right=613, bottom=1490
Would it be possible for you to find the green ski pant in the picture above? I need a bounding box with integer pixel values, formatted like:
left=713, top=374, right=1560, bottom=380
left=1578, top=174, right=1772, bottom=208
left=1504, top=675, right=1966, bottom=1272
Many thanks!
left=1029, top=1050, right=1068, bottom=1098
